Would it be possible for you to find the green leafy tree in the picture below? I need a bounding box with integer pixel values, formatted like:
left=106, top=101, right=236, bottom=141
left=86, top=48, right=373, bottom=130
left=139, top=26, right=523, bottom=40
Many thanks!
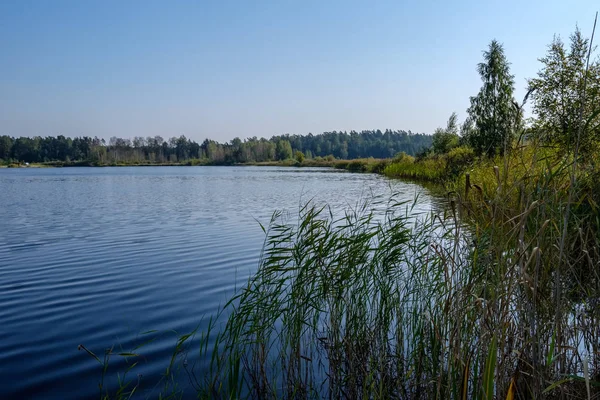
left=0, top=130, right=434, bottom=165
left=467, top=40, right=516, bottom=156
left=432, top=112, right=460, bottom=154
left=0, top=135, right=13, bottom=160
left=528, top=28, right=600, bottom=153
left=276, top=140, right=293, bottom=160
left=11, top=137, right=40, bottom=162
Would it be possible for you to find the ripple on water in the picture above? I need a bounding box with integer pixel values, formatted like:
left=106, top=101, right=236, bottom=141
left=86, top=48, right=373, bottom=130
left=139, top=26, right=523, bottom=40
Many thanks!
left=0, top=166, right=435, bottom=399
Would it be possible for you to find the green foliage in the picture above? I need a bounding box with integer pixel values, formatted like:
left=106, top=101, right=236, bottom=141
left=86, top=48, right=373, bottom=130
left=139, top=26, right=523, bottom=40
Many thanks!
left=0, top=135, right=12, bottom=160
left=387, top=138, right=470, bottom=182
left=528, top=28, right=600, bottom=157
left=445, top=145, right=475, bottom=176
left=276, top=139, right=293, bottom=160
left=432, top=112, right=460, bottom=154
left=0, top=130, right=432, bottom=165
left=89, top=21, right=600, bottom=400
left=383, top=154, right=446, bottom=181
left=188, top=158, right=208, bottom=166
left=467, top=40, right=516, bottom=156
left=366, top=158, right=391, bottom=174
left=294, top=150, right=305, bottom=164
left=332, top=157, right=390, bottom=173
left=171, top=164, right=600, bottom=398
left=393, top=151, right=410, bottom=162
left=271, top=129, right=431, bottom=159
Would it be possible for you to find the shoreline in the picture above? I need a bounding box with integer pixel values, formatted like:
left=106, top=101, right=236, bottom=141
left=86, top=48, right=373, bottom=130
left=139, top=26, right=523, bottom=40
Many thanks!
left=0, top=158, right=390, bottom=171
left=2, top=161, right=340, bottom=168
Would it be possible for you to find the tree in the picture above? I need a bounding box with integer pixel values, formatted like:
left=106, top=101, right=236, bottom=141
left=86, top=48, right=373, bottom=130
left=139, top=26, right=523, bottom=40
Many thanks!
left=276, top=140, right=293, bottom=160
left=432, top=112, right=460, bottom=154
left=133, top=136, right=146, bottom=148
left=11, top=137, right=41, bottom=162
left=0, top=136, right=13, bottom=160
left=467, top=40, right=516, bottom=156
left=0, top=129, right=434, bottom=165
left=294, top=150, right=305, bottom=163
left=528, top=28, right=600, bottom=153
left=174, top=135, right=189, bottom=160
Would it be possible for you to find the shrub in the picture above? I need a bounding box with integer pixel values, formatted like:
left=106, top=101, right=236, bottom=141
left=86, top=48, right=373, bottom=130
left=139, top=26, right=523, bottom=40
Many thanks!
left=366, top=159, right=390, bottom=174
left=393, top=151, right=414, bottom=163
left=445, top=145, right=475, bottom=176
left=383, top=155, right=446, bottom=181
left=188, top=158, right=208, bottom=166
left=294, top=151, right=305, bottom=164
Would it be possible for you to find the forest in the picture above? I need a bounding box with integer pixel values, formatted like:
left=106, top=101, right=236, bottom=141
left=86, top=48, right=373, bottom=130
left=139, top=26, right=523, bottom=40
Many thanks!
left=0, top=129, right=431, bottom=166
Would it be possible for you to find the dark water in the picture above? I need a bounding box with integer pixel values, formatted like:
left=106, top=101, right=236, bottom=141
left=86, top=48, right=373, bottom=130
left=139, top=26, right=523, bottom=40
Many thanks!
left=0, top=166, right=435, bottom=399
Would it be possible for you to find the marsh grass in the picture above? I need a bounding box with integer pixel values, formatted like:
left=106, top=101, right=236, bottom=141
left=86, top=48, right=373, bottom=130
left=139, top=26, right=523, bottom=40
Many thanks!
left=84, top=143, right=600, bottom=399
left=199, top=16, right=600, bottom=396
left=191, top=139, right=600, bottom=398
left=86, top=158, right=600, bottom=398
left=79, top=328, right=203, bottom=399
left=252, top=157, right=391, bottom=172
left=331, top=158, right=391, bottom=173
left=450, top=139, right=600, bottom=398
left=383, top=156, right=448, bottom=182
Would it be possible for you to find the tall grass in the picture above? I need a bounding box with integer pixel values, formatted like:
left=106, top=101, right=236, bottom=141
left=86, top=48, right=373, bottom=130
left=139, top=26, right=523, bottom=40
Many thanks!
left=184, top=164, right=599, bottom=399
left=383, top=146, right=476, bottom=182
left=331, top=158, right=391, bottom=173
left=86, top=153, right=600, bottom=398
left=84, top=14, right=600, bottom=397
left=383, top=155, right=448, bottom=182
left=83, top=145, right=600, bottom=399
left=83, top=137, right=600, bottom=398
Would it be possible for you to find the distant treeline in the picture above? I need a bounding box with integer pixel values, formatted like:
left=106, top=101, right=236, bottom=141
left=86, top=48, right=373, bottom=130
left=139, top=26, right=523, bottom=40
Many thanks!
left=0, top=130, right=432, bottom=165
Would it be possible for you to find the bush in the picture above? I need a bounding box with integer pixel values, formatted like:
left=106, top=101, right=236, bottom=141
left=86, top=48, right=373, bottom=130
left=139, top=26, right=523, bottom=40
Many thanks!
left=294, top=151, right=305, bottom=164
left=366, top=159, right=390, bottom=174
left=414, top=147, right=432, bottom=161
left=188, top=158, right=209, bottom=166
left=383, top=155, right=446, bottom=181
left=445, top=145, right=475, bottom=176
left=345, top=159, right=369, bottom=172
left=393, top=151, right=415, bottom=163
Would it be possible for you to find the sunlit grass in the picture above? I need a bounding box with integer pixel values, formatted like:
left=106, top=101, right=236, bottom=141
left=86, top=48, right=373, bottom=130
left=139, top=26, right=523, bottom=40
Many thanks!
left=192, top=170, right=599, bottom=398
left=383, top=156, right=447, bottom=181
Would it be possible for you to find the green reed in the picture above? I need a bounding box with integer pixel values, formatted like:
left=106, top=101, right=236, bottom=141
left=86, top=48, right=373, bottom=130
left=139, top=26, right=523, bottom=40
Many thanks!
left=193, top=157, right=600, bottom=399
left=85, top=141, right=600, bottom=399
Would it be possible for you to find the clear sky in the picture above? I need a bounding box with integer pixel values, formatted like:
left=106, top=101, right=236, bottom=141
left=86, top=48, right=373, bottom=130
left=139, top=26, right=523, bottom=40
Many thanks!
left=0, top=0, right=597, bottom=142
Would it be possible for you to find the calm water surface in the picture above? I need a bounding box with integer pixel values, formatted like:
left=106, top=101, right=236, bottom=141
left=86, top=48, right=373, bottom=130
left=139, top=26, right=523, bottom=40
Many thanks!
left=0, top=166, right=435, bottom=398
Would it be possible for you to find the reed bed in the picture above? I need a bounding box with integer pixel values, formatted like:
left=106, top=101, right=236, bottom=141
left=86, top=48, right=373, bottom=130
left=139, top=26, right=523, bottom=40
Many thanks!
left=190, top=153, right=600, bottom=399
left=383, top=156, right=448, bottom=182
left=84, top=143, right=600, bottom=399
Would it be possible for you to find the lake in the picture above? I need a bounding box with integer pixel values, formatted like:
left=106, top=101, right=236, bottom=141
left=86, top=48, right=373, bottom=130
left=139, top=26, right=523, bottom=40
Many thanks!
left=0, top=166, right=435, bottom=398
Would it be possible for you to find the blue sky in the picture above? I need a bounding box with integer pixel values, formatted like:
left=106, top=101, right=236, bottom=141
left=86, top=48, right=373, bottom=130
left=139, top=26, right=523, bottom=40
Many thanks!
left=0, top=0, right=597, bottom=142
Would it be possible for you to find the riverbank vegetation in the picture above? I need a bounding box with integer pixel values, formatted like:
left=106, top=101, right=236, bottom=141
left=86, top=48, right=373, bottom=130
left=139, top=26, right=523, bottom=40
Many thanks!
left=80, top=22, right=600, bottom=399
